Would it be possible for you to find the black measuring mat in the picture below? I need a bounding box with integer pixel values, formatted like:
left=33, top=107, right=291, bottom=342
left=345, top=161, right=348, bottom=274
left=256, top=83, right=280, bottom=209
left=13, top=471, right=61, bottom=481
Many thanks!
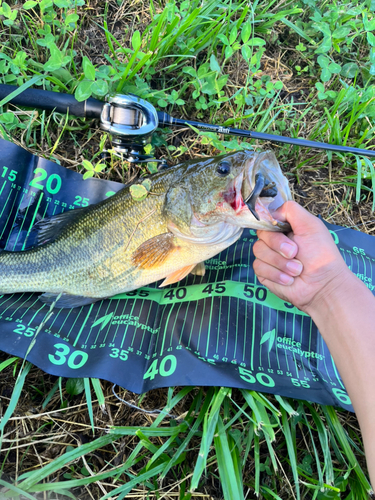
left=1, top=137, right=374, bottom=411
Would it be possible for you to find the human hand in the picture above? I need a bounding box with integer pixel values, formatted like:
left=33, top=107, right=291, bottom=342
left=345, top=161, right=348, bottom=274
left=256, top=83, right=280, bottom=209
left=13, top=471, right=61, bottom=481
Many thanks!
left=253, top=201, right=352, bottom=314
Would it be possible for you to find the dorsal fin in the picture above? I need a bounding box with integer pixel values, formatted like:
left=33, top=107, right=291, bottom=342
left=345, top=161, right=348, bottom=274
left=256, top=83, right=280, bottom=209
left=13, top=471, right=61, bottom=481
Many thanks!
left=28, top=207, right=91, bottom=246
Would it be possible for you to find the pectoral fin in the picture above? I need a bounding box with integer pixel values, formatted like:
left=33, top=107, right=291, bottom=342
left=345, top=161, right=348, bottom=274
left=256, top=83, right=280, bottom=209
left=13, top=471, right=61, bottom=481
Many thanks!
left=131, top=232, right=176, bottom=269
left=159, top=264, right=197, bottom=287
left=190, top=261, right=206, bottom=276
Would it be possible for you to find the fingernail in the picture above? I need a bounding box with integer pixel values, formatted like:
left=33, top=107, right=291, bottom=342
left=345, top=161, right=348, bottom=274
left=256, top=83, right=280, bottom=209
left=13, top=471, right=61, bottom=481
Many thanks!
left=286, top=260, right=303, bottom=275
left=280, top=242, right=296, bottom=259
left=280, top=273, right=294, bottom=285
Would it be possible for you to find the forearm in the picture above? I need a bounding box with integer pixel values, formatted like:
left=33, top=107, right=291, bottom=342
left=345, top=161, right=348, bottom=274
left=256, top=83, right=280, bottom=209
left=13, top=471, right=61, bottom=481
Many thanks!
left=306, top=274, right=375, bottom=488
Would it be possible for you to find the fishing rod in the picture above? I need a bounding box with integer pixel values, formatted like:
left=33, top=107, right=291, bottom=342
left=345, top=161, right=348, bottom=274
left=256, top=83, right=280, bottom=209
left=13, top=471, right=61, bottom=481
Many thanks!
left=0, top=84, right=374, bottom=163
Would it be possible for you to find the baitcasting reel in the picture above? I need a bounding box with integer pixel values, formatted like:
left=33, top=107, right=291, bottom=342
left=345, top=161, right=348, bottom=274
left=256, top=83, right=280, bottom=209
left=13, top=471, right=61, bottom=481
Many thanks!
left=100, top=94, right=167, bottom=167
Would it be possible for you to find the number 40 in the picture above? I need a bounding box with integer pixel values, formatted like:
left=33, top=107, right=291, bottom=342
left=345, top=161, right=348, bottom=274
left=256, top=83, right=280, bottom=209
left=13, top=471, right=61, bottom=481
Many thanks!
left=143, top=354, right=177, bottom=381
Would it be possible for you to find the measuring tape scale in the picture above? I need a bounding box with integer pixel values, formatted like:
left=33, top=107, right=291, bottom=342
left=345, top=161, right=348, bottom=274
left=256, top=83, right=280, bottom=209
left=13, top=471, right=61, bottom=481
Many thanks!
left=0, top=278, right=354, bottom=408
left=1, top=139, right=375, bottom=410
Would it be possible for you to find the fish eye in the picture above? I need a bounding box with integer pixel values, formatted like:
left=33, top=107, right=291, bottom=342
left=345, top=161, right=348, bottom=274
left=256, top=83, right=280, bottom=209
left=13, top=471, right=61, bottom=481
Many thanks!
left=216, top=161, right=231, bottom=176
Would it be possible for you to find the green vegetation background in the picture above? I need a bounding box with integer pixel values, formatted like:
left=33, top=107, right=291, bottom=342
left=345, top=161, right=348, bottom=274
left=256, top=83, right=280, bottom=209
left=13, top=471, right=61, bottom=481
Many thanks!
left=0, top=0, right=375, bottom=498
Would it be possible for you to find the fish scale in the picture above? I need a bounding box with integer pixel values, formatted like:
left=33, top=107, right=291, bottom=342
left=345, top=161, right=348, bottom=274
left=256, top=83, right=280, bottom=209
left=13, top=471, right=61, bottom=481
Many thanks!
left=0, top=150, right=292, bottom=308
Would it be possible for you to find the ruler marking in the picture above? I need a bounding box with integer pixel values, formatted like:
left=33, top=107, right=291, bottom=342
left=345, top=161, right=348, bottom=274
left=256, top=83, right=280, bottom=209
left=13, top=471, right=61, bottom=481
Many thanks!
left=205, top=297, right=214, bottom=358
left=1, top=192, right=20, bottom=242
left=168, top=300, right=183, bottom=349
left=1, top=293, right=28, bottom=317
left=233, top=297, right=239, bottom=360
left=159, top=304, right=175, bottom=356
left=250, top=302, right=256, bottom=371
left=73, top=304, right=94, bottom=347
left=22, top=191, right=44, bottom=250
left=119, top=299, right=136, bottom=349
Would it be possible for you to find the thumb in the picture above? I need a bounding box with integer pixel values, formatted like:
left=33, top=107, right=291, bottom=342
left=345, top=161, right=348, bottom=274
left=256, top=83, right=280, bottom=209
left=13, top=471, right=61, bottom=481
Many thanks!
left=272, top=201, right=325, bottom=237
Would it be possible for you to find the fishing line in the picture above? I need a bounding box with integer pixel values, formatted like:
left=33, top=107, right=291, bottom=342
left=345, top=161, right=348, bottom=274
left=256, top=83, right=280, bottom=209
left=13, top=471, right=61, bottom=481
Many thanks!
left=111, top=385, right=191, bottom=427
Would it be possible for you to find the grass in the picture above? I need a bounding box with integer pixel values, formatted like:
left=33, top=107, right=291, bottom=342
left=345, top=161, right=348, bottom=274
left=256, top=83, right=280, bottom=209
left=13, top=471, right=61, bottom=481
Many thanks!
left=0, top=0, right=375, bottom=498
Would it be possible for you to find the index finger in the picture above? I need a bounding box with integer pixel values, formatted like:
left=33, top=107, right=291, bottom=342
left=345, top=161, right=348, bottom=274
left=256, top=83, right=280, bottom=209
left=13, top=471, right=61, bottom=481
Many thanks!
left=256, top=230, right=298, bottom=259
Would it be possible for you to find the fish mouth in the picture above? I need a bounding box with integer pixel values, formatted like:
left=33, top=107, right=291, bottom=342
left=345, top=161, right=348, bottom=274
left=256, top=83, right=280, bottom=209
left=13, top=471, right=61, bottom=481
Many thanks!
left=240, top=152, right=292, bottom=232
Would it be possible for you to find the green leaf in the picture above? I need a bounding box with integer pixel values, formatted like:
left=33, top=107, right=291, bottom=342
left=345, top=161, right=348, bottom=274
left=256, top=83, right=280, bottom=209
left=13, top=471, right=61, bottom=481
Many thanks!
left=130, top=184, right=148, bottom=201
left=210, top=54, right=220, bottom=73
left=39, top=0, right=53, bottom=12
left=147, top=162, right=158, bottom=174
left=131, top=30, right=141, bottom=51
left=75, top=80, right=94, bottom=101
left=281, top=18, right=316, bottom=45
left=23, top=0, right=38, bottom=8
left=82, top=159, right=94, bottom=171
left=242, top=44, right=251, bottom=62
left=82, top=56, right=95, bottom=81
left=43, top=44, right=64, bottom=71
left=246, top=37, right=266, bottom=47
left=141, top=179, right=152, bottom=192
left=91, top=79, right=108, bottom=96
left=340, top=62, right=358, bottom=78
left=0, top=363, right=32, bottom=432
left=332, top=26, right=351, bottom=38
left=367, top=31, right=375, bottom=47
left=0, top=357, right=18, bottom=372
left=229, top=25, right=238, bottom=45
left=214, top=416, right=244, bottom=500
left=182, top=66, right=196, bottom=77
left=2, top=2, right=11, bottom=17
left=328, top=62, right=341, bottom=74
left=84, top=378, right=94, bottom=433
left=317, top=55, right=329, bottom=68
left=224, top=45, right=234, bottom=60
left=320, top=68, right=331, bottom=82
left=66, top=378, right=85, bottom=396
left=65, top=13, right=79, bottom=26
left=241, top=23, right=251, bottom=44
left=217, top=33, right=229, bottom=46
left=37, top=33, right=55, bottom=48
left=315, top=36, right=331, bottom=54
left=54, top=0, right=69, bottom=6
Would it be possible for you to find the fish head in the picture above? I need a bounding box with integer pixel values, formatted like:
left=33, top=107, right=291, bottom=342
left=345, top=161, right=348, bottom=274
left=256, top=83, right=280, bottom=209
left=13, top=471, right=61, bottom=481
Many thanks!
left=183, top=150, right=292, bottom=232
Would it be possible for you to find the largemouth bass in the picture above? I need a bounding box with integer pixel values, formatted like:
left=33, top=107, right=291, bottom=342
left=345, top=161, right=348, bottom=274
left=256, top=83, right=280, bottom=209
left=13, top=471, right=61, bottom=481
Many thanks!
left=0, top=150, right=292, bottom=308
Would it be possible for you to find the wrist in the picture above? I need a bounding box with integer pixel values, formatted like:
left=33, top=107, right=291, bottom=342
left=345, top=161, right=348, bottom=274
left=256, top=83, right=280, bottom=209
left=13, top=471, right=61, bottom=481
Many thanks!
left=304, top=269, right=365, bottom=320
